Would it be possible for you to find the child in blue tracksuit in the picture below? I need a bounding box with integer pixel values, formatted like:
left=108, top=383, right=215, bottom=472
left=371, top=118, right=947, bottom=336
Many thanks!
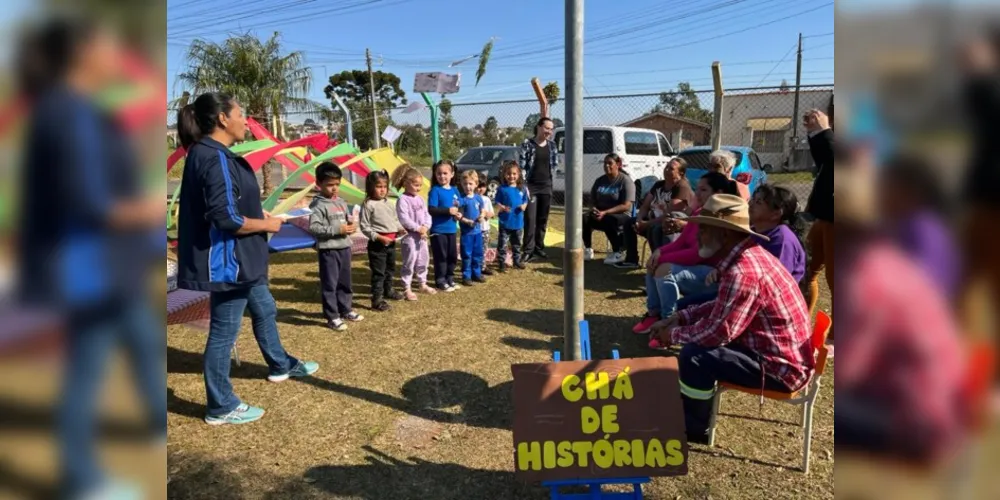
left=456, top=170, right=487, bottom=285
left=427, top=160, right=462, bottom=292
left=494, top=160, right=530, bottom=272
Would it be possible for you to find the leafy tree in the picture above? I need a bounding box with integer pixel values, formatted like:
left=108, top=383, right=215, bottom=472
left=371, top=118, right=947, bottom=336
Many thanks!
left=542, top=81, right=560, bottom=105
left=651, top=82, right=713, bottom=125
left=176, top=31, right=321, bottom=195
left=483, top=116, right=499, bottom=144
left=324, top=70, right=407, bottom=150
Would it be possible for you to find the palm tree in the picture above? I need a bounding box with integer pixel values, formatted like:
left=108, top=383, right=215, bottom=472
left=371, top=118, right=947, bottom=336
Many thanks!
left=175, top=31, right=324, bottom=195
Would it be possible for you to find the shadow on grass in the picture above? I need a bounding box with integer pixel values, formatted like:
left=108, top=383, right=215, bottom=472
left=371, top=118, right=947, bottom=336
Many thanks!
left=689, top=447, right=792, bottom=471
left=500, top=336, right=557, bottom=352
left=486, top=308, right=655, bottom=361
left=290, top=446, right=547, bottom=500
left=168, top=447, right=548, bottom=500
left=168, top=346, right=513, bottom=429
left=0, top=396, right=152, bottom=441
left=0, top=459, right=55, bottom=500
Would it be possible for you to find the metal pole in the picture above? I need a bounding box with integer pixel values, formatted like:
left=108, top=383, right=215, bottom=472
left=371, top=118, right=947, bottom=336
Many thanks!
left=367, top=48, right=381, bottom=149
left=791, top=33, right=803, bottom=143
left=711, top=62, right=724, bottom=150
left=563, top=0, right=584, bottom=361
left=331, top=93, right=358, bottom=185
left=421, top=92, right=441, bottom=163
left=332, top=93, right=354, bottom=146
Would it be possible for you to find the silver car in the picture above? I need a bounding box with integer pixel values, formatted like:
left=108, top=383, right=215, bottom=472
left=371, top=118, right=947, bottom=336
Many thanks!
left=455, top=146, right=519, bottom=201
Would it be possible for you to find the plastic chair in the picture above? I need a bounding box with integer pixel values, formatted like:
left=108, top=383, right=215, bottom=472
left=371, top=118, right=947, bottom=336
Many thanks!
left=706, top=311, right=832, bottom=473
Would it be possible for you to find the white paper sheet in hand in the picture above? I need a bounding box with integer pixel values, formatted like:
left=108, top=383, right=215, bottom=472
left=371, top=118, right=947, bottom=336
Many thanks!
left=276, top=207, right=313, bottom=220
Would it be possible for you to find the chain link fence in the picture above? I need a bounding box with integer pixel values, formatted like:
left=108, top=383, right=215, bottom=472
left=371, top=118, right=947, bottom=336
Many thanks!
left=379, top=84, right=833, bottom=208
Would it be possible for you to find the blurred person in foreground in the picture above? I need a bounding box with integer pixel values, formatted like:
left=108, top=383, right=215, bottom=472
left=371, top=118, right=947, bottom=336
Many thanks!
left=648, top=194, right=813, bottom=445
left=878, top=154, right=960, bottom=300
left=175, top=92, right=320, bottom=425
left=959, top=34, right=1000, bottom=348
left=15, top=17, right=165, bottom=500
left=835, top=142, right=969, bottom=469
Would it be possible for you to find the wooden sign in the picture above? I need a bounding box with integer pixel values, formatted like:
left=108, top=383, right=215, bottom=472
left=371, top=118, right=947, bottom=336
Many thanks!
left=511, top=357, right=688, bottom=482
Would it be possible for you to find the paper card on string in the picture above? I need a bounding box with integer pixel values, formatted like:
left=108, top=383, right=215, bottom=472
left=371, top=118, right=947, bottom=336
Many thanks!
left=381, top=126, right=402, bottom=144
left=414, top=72, right=461, bottom=94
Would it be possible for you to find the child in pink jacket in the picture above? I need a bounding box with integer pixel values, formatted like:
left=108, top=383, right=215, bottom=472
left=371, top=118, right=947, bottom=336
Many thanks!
left=392, top=165, right=437, bottom=300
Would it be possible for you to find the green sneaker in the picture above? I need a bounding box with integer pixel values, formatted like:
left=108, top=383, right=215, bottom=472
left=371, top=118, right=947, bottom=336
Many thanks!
left=268, top=360, right=320, bottom=382
left=204, top=403, right=265, bottom=426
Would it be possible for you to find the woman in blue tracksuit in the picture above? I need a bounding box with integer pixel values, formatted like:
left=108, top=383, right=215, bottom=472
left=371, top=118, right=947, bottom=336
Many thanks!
left=176, top=92, right=319, bottom=425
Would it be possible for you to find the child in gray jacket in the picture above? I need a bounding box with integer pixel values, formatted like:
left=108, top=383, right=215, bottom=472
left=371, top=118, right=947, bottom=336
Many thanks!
left=358, top=170, right=407, bottom=311
left=309, top=163, right=364, bottom=330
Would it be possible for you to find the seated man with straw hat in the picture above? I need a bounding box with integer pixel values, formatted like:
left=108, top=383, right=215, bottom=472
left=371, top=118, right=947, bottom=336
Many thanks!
left=650, top=194, right=814, bottom=444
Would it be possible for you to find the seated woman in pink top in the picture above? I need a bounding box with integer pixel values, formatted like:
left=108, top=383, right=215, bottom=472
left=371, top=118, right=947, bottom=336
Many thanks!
left=633, top=172, right=740, bottom=336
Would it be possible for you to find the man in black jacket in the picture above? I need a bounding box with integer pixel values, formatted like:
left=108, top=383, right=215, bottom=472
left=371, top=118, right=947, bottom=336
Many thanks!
left=803, top=109, right=834, bottom=315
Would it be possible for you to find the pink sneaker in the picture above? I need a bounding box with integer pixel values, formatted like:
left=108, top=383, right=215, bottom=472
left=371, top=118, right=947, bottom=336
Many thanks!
left=632, top=315, right=659, bottom=335
left=648, top=338, right=670, bottom=351
left=419, top=284, right=438, bottom=295
left=404, top=289, right=418, bottom=301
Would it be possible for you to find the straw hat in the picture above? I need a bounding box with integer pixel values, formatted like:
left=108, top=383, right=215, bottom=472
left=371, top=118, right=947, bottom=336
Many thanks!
left=687, top=194, right=769, bottom=241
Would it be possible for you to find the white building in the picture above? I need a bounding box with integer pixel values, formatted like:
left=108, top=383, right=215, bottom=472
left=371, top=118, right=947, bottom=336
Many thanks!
left=718, top=88, right=833, bottom=172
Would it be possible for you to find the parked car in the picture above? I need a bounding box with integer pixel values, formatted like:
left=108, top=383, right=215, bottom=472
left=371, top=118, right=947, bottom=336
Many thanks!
left=552, top=126, right=676, bottom=200
left=455, top=146, right=519, bottom=200
left=676, top=145, right=770, bottom=196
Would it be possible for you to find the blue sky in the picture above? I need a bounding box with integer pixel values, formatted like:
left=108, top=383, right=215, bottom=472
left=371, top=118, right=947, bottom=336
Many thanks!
left=167, top=0, right=835, bottom=126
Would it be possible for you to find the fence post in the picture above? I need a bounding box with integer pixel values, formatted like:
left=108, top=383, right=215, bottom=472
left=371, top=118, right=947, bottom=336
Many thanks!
left=563, top=0, right=584, bottom=362
left=711, top=62, right=724, bottom=150
left=421, top=92, right=441, bottom=163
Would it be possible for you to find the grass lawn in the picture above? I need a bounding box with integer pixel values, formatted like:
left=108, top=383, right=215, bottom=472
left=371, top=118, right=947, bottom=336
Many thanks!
left=166, top=208, right=834, bottom=499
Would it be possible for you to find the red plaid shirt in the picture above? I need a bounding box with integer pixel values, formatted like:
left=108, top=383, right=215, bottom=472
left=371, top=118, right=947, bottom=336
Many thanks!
left=670, top=237, right=814, bottom=391
left=837, top=241, right=965, bottom=454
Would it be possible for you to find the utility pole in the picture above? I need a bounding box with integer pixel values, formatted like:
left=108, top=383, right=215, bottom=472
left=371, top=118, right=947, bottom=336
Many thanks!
left=791, top=33, right=803, bottom=144
left=366, top=48, right=381, bottom=149
left=563, top=0, right=584, bottom=361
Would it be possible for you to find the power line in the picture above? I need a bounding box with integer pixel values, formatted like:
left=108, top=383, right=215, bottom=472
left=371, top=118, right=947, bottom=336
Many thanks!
left=753, top=42, right=797, bottom=88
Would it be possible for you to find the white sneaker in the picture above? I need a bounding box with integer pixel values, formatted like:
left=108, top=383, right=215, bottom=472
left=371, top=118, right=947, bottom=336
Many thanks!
left=584, top=248, right=595, bottom=261
left=603, top=251, right=625, bottom=265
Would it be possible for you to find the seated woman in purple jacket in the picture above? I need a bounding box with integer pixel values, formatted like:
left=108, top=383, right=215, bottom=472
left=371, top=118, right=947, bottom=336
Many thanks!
left=680, top=185, right=806, bottom=310
left=878, top=153, right=960, bottom=300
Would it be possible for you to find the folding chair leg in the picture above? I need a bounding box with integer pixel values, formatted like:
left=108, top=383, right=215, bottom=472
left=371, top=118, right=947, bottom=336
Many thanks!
left=801, top=403, right=807, bottom=427
left=707, top=389, right=722, bottom=446
left=802, top=399, right=814, bottom=473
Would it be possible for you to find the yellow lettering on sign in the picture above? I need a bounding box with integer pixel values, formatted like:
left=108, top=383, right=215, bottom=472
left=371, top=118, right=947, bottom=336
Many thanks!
left=665, top=439, right=684, bottom=466
left=581, top=406, right=600, bottom=434
left=646, top=439, right=666, bottom=467
left=571, top=441, right=593, bottom=467
left=585, top=371, right=611, bottom=400
left=561, top=375, right=583, bottom=402
left=556, top=441, right=574, bottom=467
left=517, top=441, right=542, bottom=471
left=612, top=367, right=634, bottom=400
left=613, top=440, right=632, bottom=467
left=630, top=439, right=647, bottom=467
left=543, top=441, right=557, bottom=469
left=592, top=440, right=614, bottom=469
left=601, top=405, right=619, bottom=434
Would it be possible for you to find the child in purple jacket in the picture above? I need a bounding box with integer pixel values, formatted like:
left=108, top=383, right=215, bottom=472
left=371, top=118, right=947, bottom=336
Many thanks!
left=392, top=165, right=437, bottom=300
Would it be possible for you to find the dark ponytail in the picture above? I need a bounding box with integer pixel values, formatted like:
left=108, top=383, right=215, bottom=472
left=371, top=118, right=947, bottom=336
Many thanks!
left=755, top=184, right=803, bottom=235
left=176, top=92, right=236, bottom=149
left=701, top=171, right=739, bottom=196
left=17, top=17, right=98, bottom=98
